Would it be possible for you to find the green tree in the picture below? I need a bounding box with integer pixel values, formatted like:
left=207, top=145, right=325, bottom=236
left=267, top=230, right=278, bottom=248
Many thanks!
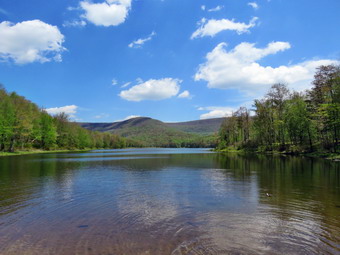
left=39, top=111, right=57, bottom=149
left=0, top=90, right=16, bottom=151
left=284, top=93, right=315, bottom=151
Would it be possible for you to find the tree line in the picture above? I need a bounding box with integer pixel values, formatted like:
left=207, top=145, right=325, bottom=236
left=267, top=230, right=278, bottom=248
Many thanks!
left=0, top=86, right=134, bottom=152
left=218, top=65, right=340, bottom=154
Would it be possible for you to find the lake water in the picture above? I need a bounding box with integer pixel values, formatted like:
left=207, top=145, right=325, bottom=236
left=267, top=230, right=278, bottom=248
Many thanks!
left=0, top=148, right=339, bottom=255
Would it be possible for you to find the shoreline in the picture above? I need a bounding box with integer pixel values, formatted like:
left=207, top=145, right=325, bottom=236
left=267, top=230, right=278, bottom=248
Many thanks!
left=0, top=149, right=91, bottom=157
left=1, top=148, right=339, bottom=161
left=215, top=148, right=340, bottom=161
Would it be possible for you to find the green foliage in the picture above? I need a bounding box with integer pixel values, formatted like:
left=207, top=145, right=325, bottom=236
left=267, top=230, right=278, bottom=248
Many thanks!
left=0, top=87, right=128, bottom=152
left=284, top=93, right=315, bottom=150
left=218, top=65, right=340, bottom=154
left=39, top=111, right=57, bottom=149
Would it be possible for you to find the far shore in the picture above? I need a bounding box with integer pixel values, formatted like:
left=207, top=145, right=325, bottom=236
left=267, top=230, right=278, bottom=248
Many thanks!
left=215, top=148, right=340, bottom=161
left=1, top=148, right=339, bottom=162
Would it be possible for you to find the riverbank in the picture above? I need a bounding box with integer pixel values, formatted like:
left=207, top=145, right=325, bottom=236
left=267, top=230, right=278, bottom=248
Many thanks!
left=0, top=149, right=90, bottom=157
left=215, top=148, right=340, bottom=161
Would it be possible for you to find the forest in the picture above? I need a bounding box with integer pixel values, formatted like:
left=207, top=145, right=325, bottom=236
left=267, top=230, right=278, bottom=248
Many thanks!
left=0, top=86, right=133, bottom=152
left=217, top=65, right=340, bottom=154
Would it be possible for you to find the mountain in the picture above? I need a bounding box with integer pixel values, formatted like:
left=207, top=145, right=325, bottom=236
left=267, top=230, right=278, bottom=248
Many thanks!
left=79, top=117, right=223, bottom=147
left=166, top=118, right=224, bottom=135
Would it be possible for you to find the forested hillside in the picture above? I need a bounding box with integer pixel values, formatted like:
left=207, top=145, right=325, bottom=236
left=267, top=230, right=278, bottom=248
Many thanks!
left=166, top=118, right=223, bottom=135
left=217, top=65, right=340, bottom=154
left=81, top=117, right=217, bottom=147
left=81, top=117, right=224, bottom=135
left=0, top=86, right=130, bottom=152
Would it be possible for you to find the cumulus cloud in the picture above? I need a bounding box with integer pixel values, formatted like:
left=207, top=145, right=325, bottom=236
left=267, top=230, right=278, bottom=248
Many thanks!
left=0, top=20, right=65, bottom=64
left=248, top=2, right=259, bottom=9
left=128, top=31, right=156, bottom=48
left=191, top=17, right=258, bottom=39
left=80, top=0, right=131, bottom=27
left=119, top=78, right=181, bottom=102
left=195, top=41, right=339, bottom=95
left=198, top=106, right=234, bottom=119
left=45, top=105, right=78, bottom=118
left=178, top=90, right=192, bottom=99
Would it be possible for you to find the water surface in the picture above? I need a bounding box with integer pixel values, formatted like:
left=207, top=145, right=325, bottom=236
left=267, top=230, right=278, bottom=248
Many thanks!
left=0, top=148, right=339, bottom=254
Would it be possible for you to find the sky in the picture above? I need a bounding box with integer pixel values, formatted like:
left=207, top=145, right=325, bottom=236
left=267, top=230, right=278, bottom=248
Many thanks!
left=0, top=0, right=339, bottom=122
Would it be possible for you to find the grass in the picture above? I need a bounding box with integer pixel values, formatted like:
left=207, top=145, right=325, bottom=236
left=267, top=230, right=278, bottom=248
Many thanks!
left=0, top=149, right=90, bottom=157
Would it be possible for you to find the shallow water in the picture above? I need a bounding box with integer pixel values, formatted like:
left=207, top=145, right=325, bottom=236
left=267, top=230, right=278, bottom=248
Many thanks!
left=0, top=148, right=339, bottom=254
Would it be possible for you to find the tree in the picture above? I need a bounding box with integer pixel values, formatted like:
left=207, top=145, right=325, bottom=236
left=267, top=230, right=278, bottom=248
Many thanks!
left=266, top=83, right=289, bottom=149
left=310, top=65, right=340, bottom=105
left=284, top=92, right=315, bottom=151
left=0, top=91, right=16, bottom=151
left=310, top=65, right=340, bottom=151
left=39, top=111, right=57, bottom=149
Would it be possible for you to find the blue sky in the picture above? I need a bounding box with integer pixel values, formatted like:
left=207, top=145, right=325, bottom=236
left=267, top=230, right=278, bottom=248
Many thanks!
left=0, top=0, right=339, bottom=122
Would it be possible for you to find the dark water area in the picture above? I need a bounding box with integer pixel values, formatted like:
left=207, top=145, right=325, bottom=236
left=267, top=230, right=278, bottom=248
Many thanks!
left=0, top=148, right=339, bottom=255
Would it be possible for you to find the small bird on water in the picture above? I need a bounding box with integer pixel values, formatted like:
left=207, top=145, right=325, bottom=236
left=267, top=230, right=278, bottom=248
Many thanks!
left=266, top=193, right=272, bottom=197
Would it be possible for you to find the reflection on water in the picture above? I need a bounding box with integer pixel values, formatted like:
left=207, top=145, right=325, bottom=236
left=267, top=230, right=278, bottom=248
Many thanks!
left=0, top=149, right=339, bottom=254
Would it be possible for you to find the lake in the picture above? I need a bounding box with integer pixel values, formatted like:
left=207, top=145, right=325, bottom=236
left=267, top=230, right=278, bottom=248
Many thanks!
left=0, top=148, right=339, bottom=254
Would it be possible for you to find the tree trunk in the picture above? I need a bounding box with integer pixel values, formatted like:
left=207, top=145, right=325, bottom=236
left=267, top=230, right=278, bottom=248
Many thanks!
left=307, top=128, right=313, bottom=152
left=8, top=137, right=15, bottom=152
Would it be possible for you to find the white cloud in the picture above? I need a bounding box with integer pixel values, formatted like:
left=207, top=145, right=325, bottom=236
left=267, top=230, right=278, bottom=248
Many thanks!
left=115, top=115, right=141, bottom=122
left=123, top=115, right=140, bottom=120
left=121, top=81, right=131, bottom=88
left=0, top=20, right=65, bottom=64
left=136, top=77, right=143, bottom=84
left=178, top=90, right=192, bottom=99
left=208, top=5, right=224, bottom=12
left=80, top=0, right=131, bottom=27
left=118, top=79, right=142, bottom=88
left=248, top=2, right=259, bottom=10
left=191, top=17, right=258, bottom=39
left=67, top=6, right=80, bottom=11
left=45, top=105, right=78, bottom=118
left=195, top=41, right=339, bottom=95
left=119, top=78, right=181, bottom=102
left=63, top=20, right=87, bottom=27
left=94, top=113, right=110, bottom=119
left=198, top=106, right=234, bottom=119
left=112, top=78, right=118, bottom=86
left=128, top=31, right=156, bottom=48
left=201, top=5, right=223, bottom=12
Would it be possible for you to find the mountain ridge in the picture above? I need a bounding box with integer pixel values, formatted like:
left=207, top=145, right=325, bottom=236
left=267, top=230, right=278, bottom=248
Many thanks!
left=79, top=117, right=224, bottom=135
left=79, top=117, right=223, bottom=147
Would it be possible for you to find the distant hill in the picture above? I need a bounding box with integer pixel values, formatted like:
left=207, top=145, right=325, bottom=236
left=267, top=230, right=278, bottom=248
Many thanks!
left=166, top=118, right=224, bottom=135
left=79, top=117, right=223, bottom=147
